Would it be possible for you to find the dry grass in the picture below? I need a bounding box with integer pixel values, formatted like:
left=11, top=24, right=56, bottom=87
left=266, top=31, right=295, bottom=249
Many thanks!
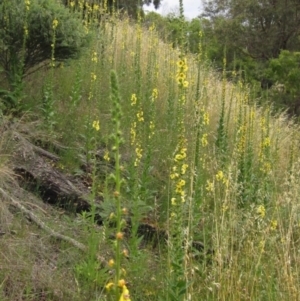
left=1, top=14, right=300, bottom=300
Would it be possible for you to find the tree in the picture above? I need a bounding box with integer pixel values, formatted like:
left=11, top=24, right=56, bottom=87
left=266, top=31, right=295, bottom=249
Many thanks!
left=0, top=0, right=89, bottom=110
left=201, top=0, right=300, bottom=114
left=187, top=18, right=203, bottom=54
left=62, top=0, right=163, bottom=18
left=1, top=0, right=89, bottom=80
left=202, top=0, right=300, bottom=61
left=267, top=50, right=300, bottom=115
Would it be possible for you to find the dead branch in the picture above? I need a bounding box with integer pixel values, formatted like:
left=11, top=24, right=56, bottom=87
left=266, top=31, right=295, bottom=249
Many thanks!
left=0, top=187, right=87, bottom=252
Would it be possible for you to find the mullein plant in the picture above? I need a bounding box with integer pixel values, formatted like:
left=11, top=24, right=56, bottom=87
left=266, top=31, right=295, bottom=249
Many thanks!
left=166, top=1, right=193, bottom=300
left=258, top=108, right=273, bottom=203
left=235, top=90, right=250, bottom=205
left=80, top=47, right=100, bottom=165
left=41, top=17, right=59, bottom=130
left=103, top=0, right=119, bottom=69
left=140, top=24, right=159, bottom=201
left=128, top=91, right=145, bottom=254
left=17, top=0, right=31, bottom=107
left=126, top=10, right=150, bottom=256
left=192, top=28, right=211, bottom=212
left=215, top=55, right=229, bottom=166
left=133, top=25, right=160, bottom=244
left=105, top=70, right=132, bottom=301
left=119, top=18, right=130, bottom=80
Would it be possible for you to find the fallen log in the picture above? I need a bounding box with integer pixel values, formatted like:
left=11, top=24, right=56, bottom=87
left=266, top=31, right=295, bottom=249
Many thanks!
left=0, top=187, right=87, bottom=252
left=11, top=130, right=101, bottom=217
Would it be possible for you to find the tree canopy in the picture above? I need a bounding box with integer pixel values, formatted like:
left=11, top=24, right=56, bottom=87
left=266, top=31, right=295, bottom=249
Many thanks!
left=61, top=0, right=163, bottom=18
left=0, top=0, right=89, bottom=81
left=201, top=0, right=300, bottom=114
left=202, top=0, right=300, bottom=61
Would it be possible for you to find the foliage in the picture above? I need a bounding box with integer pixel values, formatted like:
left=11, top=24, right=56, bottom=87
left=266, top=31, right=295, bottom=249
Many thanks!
left=143, top=12, right=190, bottom=50
left=0, top=0, right=89, bottom=85
left=201, top=0, right=300, bottom=113
left=203, top=0, right=300, bottom=60
left=267, top=50, right=300, bottom=114
left=2, top=2, right=300, bottom=300
left=61, top=0, right=163, bottom=18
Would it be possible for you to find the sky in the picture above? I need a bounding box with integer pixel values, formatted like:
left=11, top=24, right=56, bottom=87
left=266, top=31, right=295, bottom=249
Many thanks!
left=143, top=0, right=203, bottom=20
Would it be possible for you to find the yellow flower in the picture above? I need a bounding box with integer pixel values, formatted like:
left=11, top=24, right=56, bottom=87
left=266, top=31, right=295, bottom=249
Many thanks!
left=205, top=180, right=214, bottom=192
left=130, top=126, right=136, bottom=145
left=104, top=150, right=110, bottom=161
left=118, top=279, right=126, bottom=288
left=222, top=204, right=229, bottom=212
left=170, top=172, right=179, bottom=179
left=116, top=232, right=124, bottom=240
left=175, top=179, right=186, bottom=195
left=181, top=148, right=187, bottom=155
left=92, top=120, right=100, bottom=131
left=91, top=72, right=97, bottom=81
left=108, top=259, right=115, bottom=267
left=177, top=60, right=184, bottom=68
left=119, top=285, right=131, bottom=301
left=175, top=154, right=184, bottom=161
left=257, top=205, right=266, bottom=218
left=91, top=51, right=98, bottom=63
left=131, top=93, right=137, bottom=106
left=180, top=95, right=186, bottom=104
left=183, top=80, right=189, bottom=88
left=175, top=148, right=187, bottom=162
left=122, top=249, right=129, bottom=258
left=181, top=164, right=188, bottom=175
left=263, top=137, right=271, bottom=147
left=52, top=19, right=59, bottom=29
left=178, top=179, right=185, bottom=186
left=201, top=134, right=208, bottom=147
left=24, top=25, right=29, bottom=36
left=25, top=0, right=30, bottom=10
left=135, top=146, right=143, bottom=159
left=122, top=208, right=128, bottom=215
left=105, top=282, right=114, bottom=290
left=270, top=219, right=277, bottom=230
left=149, top=121, right=155, bottom=131
left=182, top=65, right=188, bottom=72
left=137, top=110, right=144, bottom=122
left=216, top=170, right=224, bottom=181
left=177, top=72, right=186, bottom=80
left=181, top=194, right=186, bottom=203
left=152, top=88, right=158, bottom=99
left=203, top=111, right=210, bottom=125
left=171, top=197, right=176, bottom=205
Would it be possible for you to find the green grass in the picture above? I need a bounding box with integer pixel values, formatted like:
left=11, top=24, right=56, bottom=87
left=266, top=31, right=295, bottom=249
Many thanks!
left=1, top=5, right=300, bottom=301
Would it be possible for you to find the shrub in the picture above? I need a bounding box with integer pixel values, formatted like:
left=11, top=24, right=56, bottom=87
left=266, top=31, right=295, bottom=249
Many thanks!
left=266, top=50, right=300, bottom=115
left=0, top=0, right=89, bottom=92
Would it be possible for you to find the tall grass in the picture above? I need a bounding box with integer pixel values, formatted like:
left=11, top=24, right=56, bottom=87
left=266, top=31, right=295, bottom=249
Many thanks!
left=2, top=1, right=300, bottom=300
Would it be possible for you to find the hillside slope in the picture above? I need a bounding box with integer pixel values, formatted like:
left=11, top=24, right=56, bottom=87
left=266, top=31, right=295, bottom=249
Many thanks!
left=1, top=16, right=300, bottom=300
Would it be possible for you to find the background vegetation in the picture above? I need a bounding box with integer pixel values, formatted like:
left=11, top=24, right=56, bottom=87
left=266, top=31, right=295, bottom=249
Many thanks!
left=1, top=0, right=300, bottom=300
left=145, top=0, right=300, bottom=115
